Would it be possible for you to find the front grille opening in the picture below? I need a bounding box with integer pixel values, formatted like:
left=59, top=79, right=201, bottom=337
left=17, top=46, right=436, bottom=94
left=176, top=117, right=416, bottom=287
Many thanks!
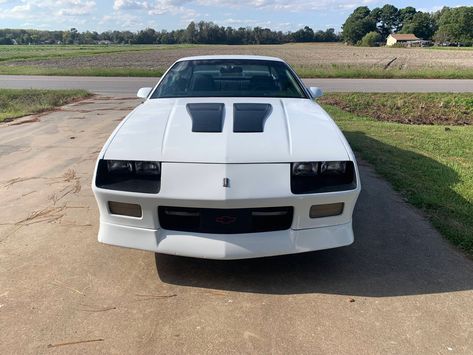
left=158, top=206, right=293, bottom=234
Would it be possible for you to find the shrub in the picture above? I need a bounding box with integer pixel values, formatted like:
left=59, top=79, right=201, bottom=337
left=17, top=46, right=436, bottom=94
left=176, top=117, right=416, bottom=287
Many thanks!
left=360, top=31, right=383, bottom=47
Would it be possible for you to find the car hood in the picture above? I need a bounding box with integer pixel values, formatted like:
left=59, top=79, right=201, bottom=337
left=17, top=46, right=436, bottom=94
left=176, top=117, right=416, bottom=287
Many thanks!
left=103, top=97, right=350, bottom=163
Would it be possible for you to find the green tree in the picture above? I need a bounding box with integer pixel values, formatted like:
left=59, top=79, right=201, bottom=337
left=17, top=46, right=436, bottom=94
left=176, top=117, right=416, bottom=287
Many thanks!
left=372, top=4, right=400, bottom=39
left=185, top=22, right=197, bottom=43
left=342, top=6, right=376, bottom=44
left=291, top=26, right=315, bottom=42
left=70, top=28, right=78, bottom=43
left=314, top=28, right=338, bottom=42
left=360, top=31, right=382, bottom=46
left=399, top=6, right=417, bottom=24
left=0, top=37, right=13, bottom=45
left=435, top=6, right=473, bottom=45
left=401, top=12, right=437, bottom=40
left=62, top=30, right=71, bottom=44
left=134, top=28, right=157, bottom=44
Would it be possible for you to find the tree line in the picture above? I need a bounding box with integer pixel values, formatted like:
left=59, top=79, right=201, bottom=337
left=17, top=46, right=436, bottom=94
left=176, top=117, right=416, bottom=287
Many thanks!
left=1, top=5, right=471, bottom=47
left=342, top=5, right=473, bottom=46
left=0, top=21, right=339, bottom=45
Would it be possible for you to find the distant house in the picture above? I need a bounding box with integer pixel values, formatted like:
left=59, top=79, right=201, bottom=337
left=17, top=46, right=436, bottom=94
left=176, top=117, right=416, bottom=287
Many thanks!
left=386, top=34, right=420, bottom=46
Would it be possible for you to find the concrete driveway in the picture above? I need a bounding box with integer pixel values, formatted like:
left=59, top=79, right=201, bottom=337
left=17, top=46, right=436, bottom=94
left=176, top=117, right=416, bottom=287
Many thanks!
left=1, top=97, right=472, bottom=354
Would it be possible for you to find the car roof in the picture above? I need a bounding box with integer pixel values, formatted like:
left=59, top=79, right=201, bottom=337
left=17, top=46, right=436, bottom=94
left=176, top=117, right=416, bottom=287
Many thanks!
left=176, top=55, right=285, bottom=62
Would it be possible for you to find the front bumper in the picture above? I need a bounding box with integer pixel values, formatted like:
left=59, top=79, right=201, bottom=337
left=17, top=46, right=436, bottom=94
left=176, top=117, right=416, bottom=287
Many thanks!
left=98, top=221, right=354, bottom=260
left=93, top=162, right=360, bottom=259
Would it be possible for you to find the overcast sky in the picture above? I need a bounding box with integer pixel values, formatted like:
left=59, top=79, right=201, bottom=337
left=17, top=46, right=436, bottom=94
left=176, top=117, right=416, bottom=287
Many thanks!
left=0, top=0, right=468, bottom=32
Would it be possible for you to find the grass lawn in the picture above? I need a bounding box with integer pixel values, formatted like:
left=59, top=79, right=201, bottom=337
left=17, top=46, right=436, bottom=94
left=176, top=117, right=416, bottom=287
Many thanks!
left=0, top=44, right=193, bottom=63
left=295, top=66, right=473, bottom=79
left=0, top=66, right=166, bottom=77
left=319, top=92, right=473, bottom=125
left=321, top=93, right=473, bottom=255
left=2, top=65, right=473, bottom=79
left=0, top=89, right=91, bottom=122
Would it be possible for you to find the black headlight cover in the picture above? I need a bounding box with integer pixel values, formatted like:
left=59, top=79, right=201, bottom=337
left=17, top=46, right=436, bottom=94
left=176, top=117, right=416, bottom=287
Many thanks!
left=95, top=160, right=161, bottom=193
left=291, top=161, right=356, bottom=194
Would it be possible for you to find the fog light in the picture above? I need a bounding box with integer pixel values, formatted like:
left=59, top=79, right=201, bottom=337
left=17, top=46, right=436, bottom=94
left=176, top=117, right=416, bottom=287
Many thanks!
left=108, top=201, right=142, bottom=218
left=309, top=203, right=344, bottom=218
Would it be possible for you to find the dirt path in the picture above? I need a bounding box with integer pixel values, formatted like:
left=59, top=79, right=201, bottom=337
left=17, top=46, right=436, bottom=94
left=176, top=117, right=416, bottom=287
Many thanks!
left=1, top=97, right=473, bottom=354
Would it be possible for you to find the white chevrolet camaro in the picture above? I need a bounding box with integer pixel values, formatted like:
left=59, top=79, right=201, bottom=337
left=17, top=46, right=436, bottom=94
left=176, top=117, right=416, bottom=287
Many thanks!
left=92, top=55, right=361, bottom=259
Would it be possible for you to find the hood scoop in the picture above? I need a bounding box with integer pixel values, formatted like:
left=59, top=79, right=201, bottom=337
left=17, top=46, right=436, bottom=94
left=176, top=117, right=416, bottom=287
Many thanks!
left=187, top=103, right=225, bottom=132
left=233, top=103, right=272, bottom=133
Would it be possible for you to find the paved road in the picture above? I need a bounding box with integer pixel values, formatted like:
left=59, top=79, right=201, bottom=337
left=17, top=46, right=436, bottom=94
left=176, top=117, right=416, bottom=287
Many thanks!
left=2, top=75, right=473, bottom=95
left=1, top=97, right=473, bottom=354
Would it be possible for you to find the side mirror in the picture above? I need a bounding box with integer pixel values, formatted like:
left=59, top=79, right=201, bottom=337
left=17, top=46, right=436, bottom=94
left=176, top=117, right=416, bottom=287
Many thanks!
left=137, top=87, right=152, bottom=99
left=309, top=87, right=323, bottom=98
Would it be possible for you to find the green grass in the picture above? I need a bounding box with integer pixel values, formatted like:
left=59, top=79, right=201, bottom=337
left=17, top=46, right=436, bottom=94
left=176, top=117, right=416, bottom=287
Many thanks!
left=3, top=64, right=473, bottom=79
left=294, top=66, right=473, bottom=79
left=321, top=98, right=473, bottom=255
left=0, top=66, right=165, bottom=77
left=0, top=89, right=91, bottom=122
left=319, top=93, right=473, bottom=125
left=0, top=44, right=194, bottom=63
left=425, top=46, right=473, bottom=51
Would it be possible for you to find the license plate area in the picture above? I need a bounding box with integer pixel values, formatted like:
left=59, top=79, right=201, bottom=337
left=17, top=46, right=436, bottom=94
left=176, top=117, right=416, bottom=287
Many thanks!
left=158, top=206, right=293, bottom=234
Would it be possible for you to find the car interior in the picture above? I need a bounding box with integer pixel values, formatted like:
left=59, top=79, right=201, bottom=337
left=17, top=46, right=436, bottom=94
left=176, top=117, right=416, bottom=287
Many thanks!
left=152, top=60, right=306, bottom=98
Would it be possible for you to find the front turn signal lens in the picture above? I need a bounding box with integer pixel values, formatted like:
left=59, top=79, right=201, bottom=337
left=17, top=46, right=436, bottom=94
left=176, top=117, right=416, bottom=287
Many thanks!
left=108, top=201, right=142, bottom=218
left=309, top=203, right=344, bottom=218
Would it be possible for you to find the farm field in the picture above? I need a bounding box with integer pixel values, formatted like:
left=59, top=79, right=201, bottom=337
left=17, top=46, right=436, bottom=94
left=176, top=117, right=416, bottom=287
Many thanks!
left=1, top=43, right=473, bottom=78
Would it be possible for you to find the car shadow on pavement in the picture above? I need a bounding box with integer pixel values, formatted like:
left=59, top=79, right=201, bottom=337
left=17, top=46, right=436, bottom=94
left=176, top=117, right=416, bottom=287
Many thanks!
left=155, top=135, right=473, bottom=297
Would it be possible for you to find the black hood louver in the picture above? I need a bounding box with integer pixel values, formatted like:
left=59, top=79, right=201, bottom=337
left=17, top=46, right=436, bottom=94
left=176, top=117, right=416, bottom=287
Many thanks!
left=187, top=103, right=225, bottom=132
left=233, top=103, right=272, bottom=133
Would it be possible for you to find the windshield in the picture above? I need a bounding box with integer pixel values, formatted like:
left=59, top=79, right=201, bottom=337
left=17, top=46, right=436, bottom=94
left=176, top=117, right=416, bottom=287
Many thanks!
left=150, top=59, right=307, bottom=99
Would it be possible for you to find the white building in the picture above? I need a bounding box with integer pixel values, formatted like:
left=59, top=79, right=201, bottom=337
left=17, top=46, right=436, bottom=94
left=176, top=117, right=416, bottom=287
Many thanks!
left=386, top=34, right=420, bottom=46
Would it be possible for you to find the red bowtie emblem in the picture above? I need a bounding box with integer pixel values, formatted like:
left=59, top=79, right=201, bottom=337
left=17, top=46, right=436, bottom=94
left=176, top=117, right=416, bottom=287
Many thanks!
left=215, top=216, right=237, bottom=224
